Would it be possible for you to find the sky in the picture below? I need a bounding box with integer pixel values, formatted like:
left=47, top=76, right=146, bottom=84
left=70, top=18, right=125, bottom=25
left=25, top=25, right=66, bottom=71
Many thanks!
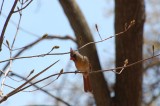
left=0, top=0, right=159, bottom=106
left=0, top=0, right=114, bottom=106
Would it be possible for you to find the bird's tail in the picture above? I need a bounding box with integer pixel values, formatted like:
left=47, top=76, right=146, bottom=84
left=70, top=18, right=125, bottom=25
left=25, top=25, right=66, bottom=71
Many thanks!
left=83, top=75, right=92, bottom=92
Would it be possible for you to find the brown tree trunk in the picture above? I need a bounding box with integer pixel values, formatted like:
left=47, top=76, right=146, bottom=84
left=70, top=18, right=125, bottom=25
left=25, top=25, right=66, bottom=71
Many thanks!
left=114, top=0, right=145, bottom=106
left=59, top=0, right=111, bottom=105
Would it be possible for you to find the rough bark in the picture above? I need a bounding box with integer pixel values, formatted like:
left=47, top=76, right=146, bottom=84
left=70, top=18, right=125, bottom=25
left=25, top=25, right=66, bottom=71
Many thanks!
left=114, top=0, right=145, bottom=106
left=59, top=0, right=111, bottom=105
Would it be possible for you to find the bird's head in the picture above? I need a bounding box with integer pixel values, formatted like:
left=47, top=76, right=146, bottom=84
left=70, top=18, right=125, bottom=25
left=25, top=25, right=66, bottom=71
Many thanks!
left=70, top=48, right=77, bottom=61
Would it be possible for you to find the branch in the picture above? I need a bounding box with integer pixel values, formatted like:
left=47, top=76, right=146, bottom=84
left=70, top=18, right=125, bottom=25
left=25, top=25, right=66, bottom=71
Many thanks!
left=11, top=3, right=23, bottom=50
left=94, top=53, right=160, bottom=73
left=16, top=53, right=160, bottom=94
left=0, top=0, right=5, bottom=15
left=9, top=72, right=71, bottom=106
left=25, top=54, right=160, bottom=91
left=144, top=58, right=160, bottom=71
left=0, top=0, right=18, bottom=51
left=0, top=2, right=24, bottom=92
left=13, top=0, right=33, bottom=13
left=78, top=20, right=135, bottom=51
left=1, top=52, right=159, bottom=103
left=0, top=60, right=59, bottom=103
left=0, top=22, right=134, bottom=65
left=1, top=12, right=39, bottom=37
left=1, top=35, right=76, bottom=74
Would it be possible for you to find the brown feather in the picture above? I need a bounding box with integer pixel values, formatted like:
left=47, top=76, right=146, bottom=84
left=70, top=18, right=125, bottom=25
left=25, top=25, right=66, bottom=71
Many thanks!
left=70, top=49, right=92, bottom=92
left=83, top=75, right=92, bottom=92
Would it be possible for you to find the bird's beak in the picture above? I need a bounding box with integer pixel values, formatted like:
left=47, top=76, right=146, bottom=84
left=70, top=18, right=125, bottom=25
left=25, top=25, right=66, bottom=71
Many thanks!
left=70, top=57, right=75, bottom=61
left=70, top=48, right=74, bottom=60
left=70, top=57, right=73, bottom=60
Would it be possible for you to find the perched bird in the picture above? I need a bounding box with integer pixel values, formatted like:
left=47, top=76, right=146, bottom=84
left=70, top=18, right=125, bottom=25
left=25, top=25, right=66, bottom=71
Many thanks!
left=70, top=48, right=92, bottom=92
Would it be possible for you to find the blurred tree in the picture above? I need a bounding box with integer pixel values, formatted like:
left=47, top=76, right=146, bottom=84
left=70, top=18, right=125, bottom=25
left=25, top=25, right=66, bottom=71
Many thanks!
left=114, top=0, right=145, bottom=106
left=142, top=0, right=160, bottom=106
left=59, top=0, right=146, bottom=106
left=59, top=0, right=111, bottom=105
left=2, top=0, right=160, bottom=106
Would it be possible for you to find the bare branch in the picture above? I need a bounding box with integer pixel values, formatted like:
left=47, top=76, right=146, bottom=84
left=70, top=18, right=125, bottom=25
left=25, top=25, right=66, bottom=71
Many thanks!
left=152, top=45, right=154, bottom=56
left=1, top=52, right=158, bottom=104
left=113, top=59, right=128, bottom=74
left=144, top=59, right=160, bottom=71
left=0, top=0, right=18, bottom=51
left=1, top=35, right=76, bottom=72
left=0, top=0, right=5, bottom=15
left=11, top=5, right=23, bottom=50
left=7, top=69, right=34, bottom=82
left=0, top=60, right=59, bottom=103
left=0, top=22, right=134, bottom=65
left=17, top=53, right=160, bottom=94
left=13, top=0, right=33, bottom=13
left=0, top=52, right=68, bottom=64
left=96, top=53, right=160, bottom=74
left=0, top=3, right=24, bottom=89
left=7, top=72, right=71, bottom=106
left=11, top=35, right=76, bottom=51
left=1, top=12, right=40, bottom=37
left=78, top=20, right=135, bottom=51
left=95, top=24, right=103, bottom=40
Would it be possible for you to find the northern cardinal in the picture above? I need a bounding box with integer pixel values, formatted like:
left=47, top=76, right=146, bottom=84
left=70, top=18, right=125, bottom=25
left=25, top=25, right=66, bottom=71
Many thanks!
left=70, top=48, right=92, bottom=92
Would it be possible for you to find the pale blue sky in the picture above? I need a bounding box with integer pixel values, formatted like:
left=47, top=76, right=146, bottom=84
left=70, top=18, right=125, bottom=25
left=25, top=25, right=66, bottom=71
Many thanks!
left=0, top=0, right=114, bottom=106
left=0, top=0, right=159, bottom=106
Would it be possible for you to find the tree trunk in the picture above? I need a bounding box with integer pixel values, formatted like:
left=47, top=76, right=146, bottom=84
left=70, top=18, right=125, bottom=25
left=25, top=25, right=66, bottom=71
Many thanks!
left=114, top=0, right=145, bottom=106
left=59, top=0, right=111, bottom=105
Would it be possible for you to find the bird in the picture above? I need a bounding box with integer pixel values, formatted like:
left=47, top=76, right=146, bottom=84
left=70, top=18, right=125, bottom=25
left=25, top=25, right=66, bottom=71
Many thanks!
left=70, top=48, right=92, bottom=92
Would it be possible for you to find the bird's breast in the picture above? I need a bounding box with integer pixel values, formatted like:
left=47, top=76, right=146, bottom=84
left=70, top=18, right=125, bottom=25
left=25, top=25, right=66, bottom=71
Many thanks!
left=75, top=60, right=90, bottom=73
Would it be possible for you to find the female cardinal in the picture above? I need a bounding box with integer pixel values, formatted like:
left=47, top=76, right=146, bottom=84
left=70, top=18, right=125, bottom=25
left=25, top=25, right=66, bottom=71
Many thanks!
left=70, top=48, right=92, bottom=92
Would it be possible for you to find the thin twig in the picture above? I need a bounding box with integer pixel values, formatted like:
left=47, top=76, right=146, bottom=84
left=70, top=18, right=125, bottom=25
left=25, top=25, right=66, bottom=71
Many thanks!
left=13, top=0, right=33, bottom=13
left=1, top=12, right=39, bottom=37
left=1, top=35, right=75, bottom=73
left=95, top=24, right=102, bottom=40
left=96, top=53, right=160, bottom=73
left=11, top=6, right=23, bottom=49
left=0, top=40, right=13, bottom=95
left=1, top=52, right=158, bottom=103
left=26, top=53, right=160, bottom=89
left=7, top=69, right=34, bottom=82
left=12, top=35, right=76, bottom=51
left=0, top=0, right=5, bottom=15
left=78, top=20, right=135, bottom=51
left=17, top=71, right=81, bottom=93
left=1, top=4, right=23, bottom=92
left=24, top=78, right=58, bottom=92
left=0, top=60, right=59, bottom=103
left=1, top=1, right=24, bottom=88
left=0, top=52, right=68, bottom=64
left=14, top=53, right=160, bottom=95
left=0, top=0, right=18, bottom=51
left=5, top=72, right=71, bottom=106
left=0, top=21, right=134, bottom=64
left=0, top=59, right=12, bottom=95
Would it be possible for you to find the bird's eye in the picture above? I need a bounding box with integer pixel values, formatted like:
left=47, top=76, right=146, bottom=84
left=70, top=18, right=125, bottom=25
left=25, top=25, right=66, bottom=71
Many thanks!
left=72, top=54, right=76, bottom=58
